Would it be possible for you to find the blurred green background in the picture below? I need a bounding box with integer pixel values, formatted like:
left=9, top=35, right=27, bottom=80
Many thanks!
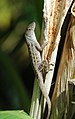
left=0, top=0, right=43, bottom=114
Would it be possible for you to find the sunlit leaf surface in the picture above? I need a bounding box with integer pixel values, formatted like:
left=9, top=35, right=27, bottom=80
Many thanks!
left=0, top=110, right=33, bottom=119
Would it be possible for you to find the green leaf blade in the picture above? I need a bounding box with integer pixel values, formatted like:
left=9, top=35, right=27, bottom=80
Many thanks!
left=0, top=110, right=33, bottom=119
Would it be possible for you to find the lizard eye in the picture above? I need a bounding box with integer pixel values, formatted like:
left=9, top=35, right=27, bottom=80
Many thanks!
left=28, top=28, right=31, bottom=30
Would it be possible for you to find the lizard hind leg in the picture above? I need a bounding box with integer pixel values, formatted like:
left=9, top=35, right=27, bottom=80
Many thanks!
left=38, top=60, right=48, bottom=72
left=38, top=60, right=50, bottom=74
left=38, top=60, right=50, bottom=82
left=41, top=41, right=48, bottom=51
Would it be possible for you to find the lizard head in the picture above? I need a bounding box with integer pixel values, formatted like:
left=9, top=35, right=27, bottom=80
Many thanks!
left=25, top=22, right=36, bottom=38
left=25, top=22, right=36, bottom=45
left=27, top=22, right=35, bottom=30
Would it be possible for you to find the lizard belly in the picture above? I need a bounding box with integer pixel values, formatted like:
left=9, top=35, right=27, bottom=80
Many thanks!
left=30, top=44, right=41, bottom=70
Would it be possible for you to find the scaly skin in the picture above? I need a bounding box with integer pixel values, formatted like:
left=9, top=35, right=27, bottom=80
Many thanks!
left=25, top=22, right=51, bottom=119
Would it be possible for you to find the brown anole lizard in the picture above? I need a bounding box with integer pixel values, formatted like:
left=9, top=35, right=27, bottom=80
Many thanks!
left=25, top=22, right=51, bottom=119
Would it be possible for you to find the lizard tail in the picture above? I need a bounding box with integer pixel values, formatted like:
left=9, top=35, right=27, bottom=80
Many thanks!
left=46, top=96, right=51, bottom=119
left=38, top=78, right=51, bottom=119
left=36, top=70, right=51, bottom=119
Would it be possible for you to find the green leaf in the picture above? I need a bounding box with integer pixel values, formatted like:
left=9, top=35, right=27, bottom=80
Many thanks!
left=0, top=110, right=33, bottom=119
